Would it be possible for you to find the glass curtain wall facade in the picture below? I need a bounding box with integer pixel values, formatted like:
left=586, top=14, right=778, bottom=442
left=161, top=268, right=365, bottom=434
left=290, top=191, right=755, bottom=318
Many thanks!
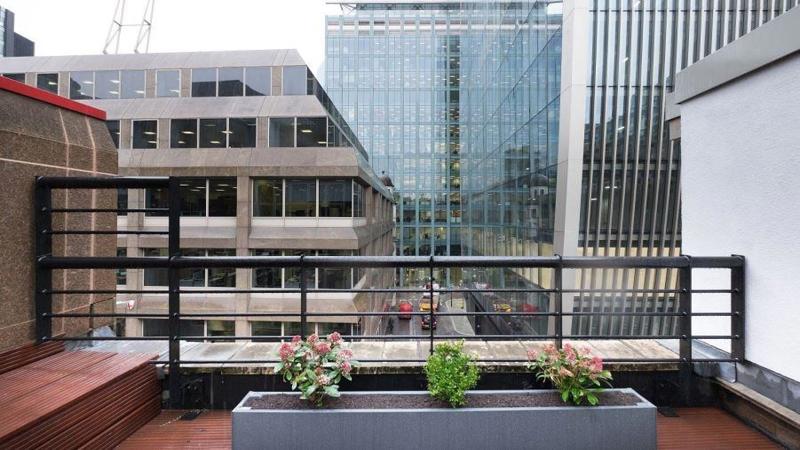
left=576, top=0, right=798, bottom=336
left=326, top=1, right=563, bottom=287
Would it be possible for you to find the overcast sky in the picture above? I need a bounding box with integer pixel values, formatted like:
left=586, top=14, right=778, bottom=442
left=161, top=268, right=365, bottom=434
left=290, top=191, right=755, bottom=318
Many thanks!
left=2, top=0, right=340, bottom=79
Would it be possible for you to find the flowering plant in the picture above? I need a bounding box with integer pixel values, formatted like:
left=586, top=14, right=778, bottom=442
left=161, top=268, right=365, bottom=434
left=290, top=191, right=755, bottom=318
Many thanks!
left=275, top=332, right=356, bottom=407
left=526, top=344, right=612, bottom=406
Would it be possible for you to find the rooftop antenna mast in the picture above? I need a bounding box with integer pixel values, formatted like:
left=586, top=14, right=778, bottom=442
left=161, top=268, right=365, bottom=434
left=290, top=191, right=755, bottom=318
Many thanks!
left=103, top=0, right=155, bottom=54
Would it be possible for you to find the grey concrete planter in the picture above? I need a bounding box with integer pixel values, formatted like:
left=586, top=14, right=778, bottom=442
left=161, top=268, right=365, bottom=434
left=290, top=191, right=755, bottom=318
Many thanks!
left=232, top=389, right=656, bottom=450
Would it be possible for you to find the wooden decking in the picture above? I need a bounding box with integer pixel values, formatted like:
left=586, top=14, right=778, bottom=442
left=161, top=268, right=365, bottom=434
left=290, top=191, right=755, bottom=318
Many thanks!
left=0, top=348, right=160, bottom=449
left=119, top=407, right=780, bottom=449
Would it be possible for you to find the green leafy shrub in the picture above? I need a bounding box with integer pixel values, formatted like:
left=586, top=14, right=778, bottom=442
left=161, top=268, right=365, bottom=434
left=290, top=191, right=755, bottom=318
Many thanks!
left=527, top=344, right=612, bottom=406
left=424, top=341, right=480, bottom=408
left=275, top=332, right=356, bottom=407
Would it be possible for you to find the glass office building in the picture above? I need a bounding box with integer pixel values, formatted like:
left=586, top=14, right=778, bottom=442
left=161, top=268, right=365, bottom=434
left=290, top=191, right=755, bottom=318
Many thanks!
left=326, top=1, right=563, bottom=287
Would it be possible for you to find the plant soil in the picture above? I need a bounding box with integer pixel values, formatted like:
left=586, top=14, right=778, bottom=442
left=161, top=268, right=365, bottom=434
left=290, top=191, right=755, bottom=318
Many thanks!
left=244, top=391, right=641, bottom=410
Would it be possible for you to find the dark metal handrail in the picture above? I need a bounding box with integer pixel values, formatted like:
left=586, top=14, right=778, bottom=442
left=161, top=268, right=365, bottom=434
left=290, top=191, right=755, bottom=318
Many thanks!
left=33, top=176, right=746, bottom=408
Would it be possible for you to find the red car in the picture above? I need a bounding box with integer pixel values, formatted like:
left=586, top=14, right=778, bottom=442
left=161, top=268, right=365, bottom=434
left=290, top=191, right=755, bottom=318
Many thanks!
left=398, top=301, right=413, bottom=320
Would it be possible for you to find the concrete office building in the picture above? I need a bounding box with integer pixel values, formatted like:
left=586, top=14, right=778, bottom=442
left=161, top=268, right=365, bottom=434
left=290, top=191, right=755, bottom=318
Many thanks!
left=0, top=5, right=33, bottom=57
left=0, top=50, right=395, bottom=339
left=326, top=0, right=798, bottom=334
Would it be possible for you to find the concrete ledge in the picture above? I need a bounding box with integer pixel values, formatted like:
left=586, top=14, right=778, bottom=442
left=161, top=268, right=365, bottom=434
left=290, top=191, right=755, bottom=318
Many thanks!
left=716, top=378, right=800, bottom=449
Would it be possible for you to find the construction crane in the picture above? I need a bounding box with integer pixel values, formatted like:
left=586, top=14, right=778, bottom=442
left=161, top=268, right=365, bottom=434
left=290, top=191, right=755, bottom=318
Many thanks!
left=103, top=0, right=155, bottom=54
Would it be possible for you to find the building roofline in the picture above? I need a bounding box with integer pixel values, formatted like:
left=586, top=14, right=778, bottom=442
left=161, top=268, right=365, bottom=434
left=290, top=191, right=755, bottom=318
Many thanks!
left=674, top=6, right=800, bottom=105
left=0, top=76, right=106, bottom=120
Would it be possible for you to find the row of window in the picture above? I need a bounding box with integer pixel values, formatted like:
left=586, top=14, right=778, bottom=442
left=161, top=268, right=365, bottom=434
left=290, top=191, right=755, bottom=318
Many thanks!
left=109, top=116, right=353, bottom=150
left=3, top=66, right=308, bottom=100
left=141, top=319, right=354, bottom=339
left=136, top=249, right=356, bottom=290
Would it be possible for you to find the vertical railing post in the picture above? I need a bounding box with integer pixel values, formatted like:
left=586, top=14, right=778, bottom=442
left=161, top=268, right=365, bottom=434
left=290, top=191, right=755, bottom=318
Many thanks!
left=429, top=256, right=435, bottom=355
left=167, top=177, right=182, bottom=408
left=678, top=255, right=693, bottom=404
left=678, top=255, right=693, bottom=363
left=35, top=178, right=52, bottom=343
left=554, top=254, right=563, bottom=350
left=299, top=254, right=307, bottom=339
left=731, top=255, right=745, bottom=363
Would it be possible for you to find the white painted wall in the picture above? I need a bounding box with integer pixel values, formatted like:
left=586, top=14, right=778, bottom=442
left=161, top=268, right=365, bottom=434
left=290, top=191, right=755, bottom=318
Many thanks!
left=680, top=54, right=800, bottom=381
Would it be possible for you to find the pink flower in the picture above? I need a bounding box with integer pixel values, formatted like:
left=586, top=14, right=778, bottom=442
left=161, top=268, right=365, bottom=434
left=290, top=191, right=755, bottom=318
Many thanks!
left=527, top=349, right=539, bottom=361
left=314, top=342, right=332, bottom=355
left=291, top=335, right=302, bottom=344
left=338, top=349, right=353, bottom=360
left=590, top=356, right=603, bottom=373
left=278, top=342, right=294, bottom=361
left=316, top=374, right=331, bottom=386
left=564, top=344, right=576, bottom=362
left=544, top=344, right=558, bottom=356
left=340, top=361, right=352, bottom=375
left=328, top=331, right=342, bottom=344
left=307, top=333, right=319, bottom=343
left=558, top=367, right=574, bottom=378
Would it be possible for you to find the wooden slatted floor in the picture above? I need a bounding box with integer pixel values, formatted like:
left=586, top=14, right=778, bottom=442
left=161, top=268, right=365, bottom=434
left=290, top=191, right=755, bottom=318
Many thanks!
left=0, top=349, right=160, bottom=449
left=118, top=407, right=779, bottom=449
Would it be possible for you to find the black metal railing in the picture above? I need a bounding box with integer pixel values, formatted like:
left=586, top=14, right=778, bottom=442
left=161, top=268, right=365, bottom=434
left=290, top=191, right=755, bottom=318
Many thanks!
left=34, top=176, right=746, bottom=406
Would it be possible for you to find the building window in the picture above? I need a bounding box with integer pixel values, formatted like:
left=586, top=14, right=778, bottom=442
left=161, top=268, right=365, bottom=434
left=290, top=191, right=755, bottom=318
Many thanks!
left=317, top=322, right=352, bottom=336
left=199, top=118, right=226, bottom=147
left=218, top=67, right=244, bottom=97
left=283, top=66, right=307, bottom=95
left=207, top=320, right=235, bottom=339
left=318, top=250, right=353, bottom=289
left=285, top=179, right=316, bottom=217
left=143, top=248, right=168, bottom=286
left=2, top=73, right=25, bottom=82
left=245, top=67, right=270, bottom=96
left=36, top=73, right=58, bottom=94
left=253, top=179, right=283, bottom=217
left=116, top=248, right=127, bottom=285
left=69, top=71, right=94, bottom=99
left=209, top=178, right=237, bottom=216
left=228, top=118, right=257, bottom=147
left=180, top=178, right=207, bottom=217
left=120, top=70, right=145, bottom=98
left=268, top=118, right=295, bottom=147
left=145, top=188, right=168, bottom=217
left=156, top=70, right=180, bottom=97
left=106, top=120, right=120, bottom=149
left=94, top=70, right=120, bottom=99
left=117, top=187, right=128, bottom=215
left=170, top=119, right=197, bottom=148
left=132, top=120, right=158, bottom=149
left=178, top=177, right=236, bottom=217
left=179, top=248, right=236, bottom=287
left=252, top=249, right=281, bottom=288
left=296, top=117, right=327, bottom=147
left=319, top=179, right=352, bottom=217
left=142, top=319, right=214, bottom=339
left=191, top=68, right=217, bottom=97
left=284, top=250, right=315, bottom=288
left=251, top=321, right=282, bottom=337
left=353, top=182, right=365, bottom=217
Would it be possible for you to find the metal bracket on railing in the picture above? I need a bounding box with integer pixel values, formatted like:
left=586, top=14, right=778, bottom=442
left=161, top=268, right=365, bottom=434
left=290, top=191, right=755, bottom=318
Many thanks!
left=730, top=254, right=745, bottom=363
left=678, top=255, right=693, bottom=365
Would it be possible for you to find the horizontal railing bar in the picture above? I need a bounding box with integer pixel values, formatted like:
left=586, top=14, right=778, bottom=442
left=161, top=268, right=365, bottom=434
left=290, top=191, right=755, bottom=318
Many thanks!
left=692, top=256, right=744, bottom=268
left=36, top=255, right=745, bottom=270
left=46, top=313, right=170, bottom=318
left=40, top=311, right=738, bottom=319
left=47, top=230, right=168, bottom=235
left=45, top=336, right=169, bottom=341
left=36, top=176, right=170, bottom=189
left=49, top=208, right=169, bottom=213
left=148, top=357, right=739, bottom=365
left=47, top=289, right=170, bottom=294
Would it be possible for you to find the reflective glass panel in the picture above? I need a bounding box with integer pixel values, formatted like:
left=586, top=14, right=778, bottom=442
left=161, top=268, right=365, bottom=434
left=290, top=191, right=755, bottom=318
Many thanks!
left=94, top=70, right=120, bottom=99
left=296, top=117, right=327, bottom=147
left=106, top=120, right=120, bottom=149
left=170, top=119, right=197, bottom=148
left=319, top=179, right=352, bottom=217
left=120, top=70, right=145, bottom=98
left=209, top=178, right=237, bottom=216
left=179, top=178, right=206, bottom=217
left=228, top=117, right=256, bottom=147
left=199, top=118, right=226, bottom=147
left=36, top=73, right=58, bottom=94
left=191, top=68, right=217, bottom=97
left=245, top=67, right=270, bottom=96
left=132, top=120, right=158, bottom=149
left=252, top=249, right=281, bottom=288
left=268, top=118, right=295, bottom=147
left=156, top=70, right=180, bottom=97
left=218, top=67, right=244, bottom=96
left=253, top=179, right=282, bottom=217
left=283, top=66, right=307, bottom=95
left=69, top=71, right=94, bottom=99
left=285, top=180, right=316, bottom=217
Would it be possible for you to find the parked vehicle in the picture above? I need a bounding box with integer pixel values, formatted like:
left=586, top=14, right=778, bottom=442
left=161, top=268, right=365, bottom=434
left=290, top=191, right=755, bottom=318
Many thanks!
left=398, top=301, right=413, bottom=320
